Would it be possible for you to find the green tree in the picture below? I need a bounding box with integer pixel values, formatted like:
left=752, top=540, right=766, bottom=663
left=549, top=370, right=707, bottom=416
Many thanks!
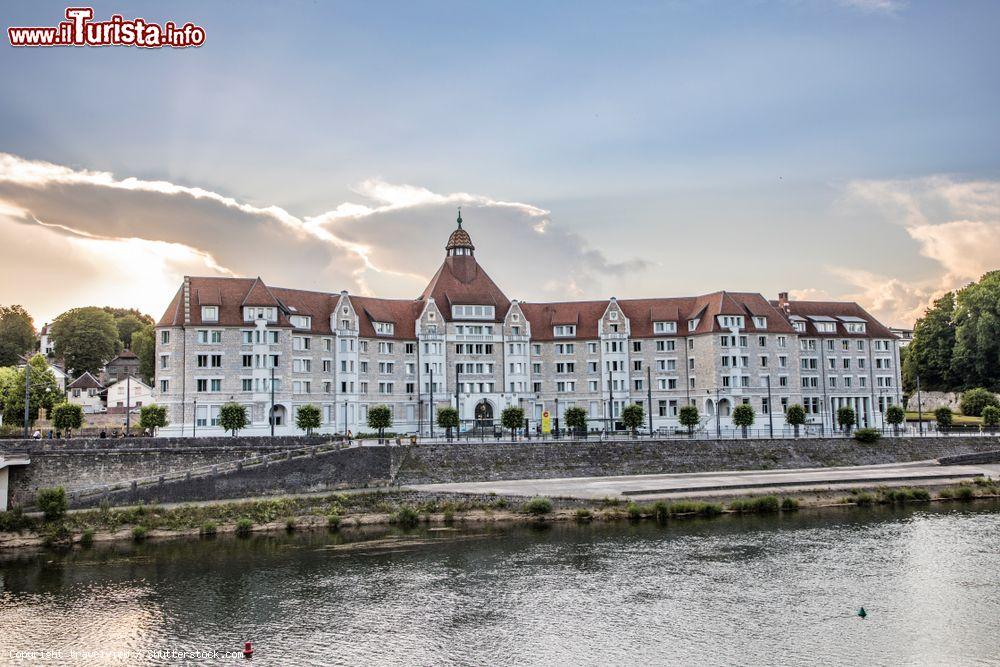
left=36, top=487, right=68, bottom=522
left=367, top=404, right=392, bottom=442
left=500, top=406, right=525, bottom=440
left=951, top=272, right=1000, bottom=390
left=837, top=406, right=856, bottom=434
left=50, top=307, right=120, bottom=377
left=295, top=403, right=321, bottom=435
left=620, top=403, right=644, bottom=437
left=129, top=324, right=156, bottom=384
left=139, top=404, right=168, bottom=435
left=111, top=313, right=149, bottom=349
left=219, top=402, right=248, bottom=436
left=0, top=305, right=36, bottom=367
left=51, top=402, right=83, bottom=435
left=2, top=355, right=62, bottom=427
left=982, top=405, right=1000, bottom=428
left=785, top=404, right=806, bottom=437
left=678, top=404, right=700, bottom=436
left=732, top=403, right=755, bottom=438
left=959, top=388, right=999, bottom=417
left=436, top=406, right=459, bottom=440
left=564, top=406, right=588, bottom=437
left=934, top=406, right=953, bottom=429
left=902, top=292, right=956, bottom=392
left=885, top=404, right=906, bottom=436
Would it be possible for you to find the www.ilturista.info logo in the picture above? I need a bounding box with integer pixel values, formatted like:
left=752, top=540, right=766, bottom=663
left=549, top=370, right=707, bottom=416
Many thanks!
left=8, top=7, right=205, bottom=48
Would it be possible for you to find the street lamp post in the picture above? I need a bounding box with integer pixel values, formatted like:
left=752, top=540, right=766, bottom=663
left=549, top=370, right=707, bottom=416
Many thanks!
left=23, top=360, right=31, bottom=438
left=270, top=366, right=275, bottom=437
left=766, top=375, right=774, bottom=439
left=192, top=397, right=197, bottom=438
left=429, top=367, right=434, bottom=439
left=125, top=373, right=132, bottom=436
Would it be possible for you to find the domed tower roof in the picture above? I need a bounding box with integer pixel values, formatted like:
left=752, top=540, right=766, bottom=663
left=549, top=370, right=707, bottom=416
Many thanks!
left=445, top=208, right=475, bottom=255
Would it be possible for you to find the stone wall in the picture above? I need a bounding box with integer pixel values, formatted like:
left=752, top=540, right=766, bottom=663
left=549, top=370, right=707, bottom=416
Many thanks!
left=393, top=436, right=1000, bottom=485
left=3, top=436, right=329, bottom=507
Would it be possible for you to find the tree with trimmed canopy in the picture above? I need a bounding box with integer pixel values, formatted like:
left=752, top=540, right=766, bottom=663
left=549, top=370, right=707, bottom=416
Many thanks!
left=732, top=403, right=755, bottom=438
left=784, top=404, right=806, bottom=437
left=295, top=403, right=321, bottom=436
left=500, top=406, right=525, bottom=440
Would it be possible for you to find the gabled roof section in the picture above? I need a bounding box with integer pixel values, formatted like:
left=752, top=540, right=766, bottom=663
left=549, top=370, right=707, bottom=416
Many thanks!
left=419, top=256, right=510, bottom=321
left=241, top=277, right=282, bottom=308
left=157, top=286, right=184, bottom=327
left=67, top=371, right=103, bottom=390
left=770, top=299, right=897, bottom=339
left=520, top=300, right=609, bottom=340
left=350, top=297, right=424, bottom=339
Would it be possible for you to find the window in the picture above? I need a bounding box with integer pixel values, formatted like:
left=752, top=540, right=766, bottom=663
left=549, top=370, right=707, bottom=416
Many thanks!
left=553, top=325, right=576, bottom=337
left=816, top=322, right=836, bottom=333
left=374, top=321, right=395, bottom=336
left=719, top=316, right=745, bottom=328
left=378, top=341, right=394, bottom=354
left=688, top=318, right=700, bottom=331
left=777, top=336, right=787, bottom=348
left=653, top=321, right=677, bottom=334
left=753, top=316, right=766, bottom=329
left=757, top=336, right=767, bottom=347
left=160, top=354, right=169, bottom=369
left=290, top=315, right=312, bottom=329
left=405, top=343, right=415, bottom=354
left=555, top=343, right=575, bottom=355
left=244, top=306, right=277, bottom=322
left=159, top=379, right=169, bottom=392
left=452, top=305, right=495, bottom=320
left=293, top=336, right=311, bottom=351
left=161, top=330, right=170, bottom=344
left=846, top=322, right=866, bottom=334
left=201, top=306, right=218, bottom=322
left=632, top=341, right=642, bottom=352
left=242, top=379, right=253, bottom=392
left=793, top=321, right=806, bottom=333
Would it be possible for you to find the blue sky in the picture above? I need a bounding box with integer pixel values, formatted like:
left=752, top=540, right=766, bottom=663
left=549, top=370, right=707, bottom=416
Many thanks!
left=1, top=0, right=998, bottom=326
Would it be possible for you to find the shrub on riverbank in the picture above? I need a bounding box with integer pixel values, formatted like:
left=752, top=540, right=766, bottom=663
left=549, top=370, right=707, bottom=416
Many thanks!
left=391, top=505, right=420, bottom=528
left=234, top=518, right=253, bottom=537
left=37, top=487, right=68, bottom=522
left=327, top=513, right=341, bottom=531
left=523, top=497, right=553, bottom=516
left=199, top=521, right=218, bottom=537
left=853, top=428, right=881, bottom=444
left=728, top=496, right=781, bottom=513
left=575, top=509, right=593, bottom=523
left=0, top=507, right=34, bottom=533
left=80, top=528, right=94, bottom=547
left=131, top=525, right=148, bottom=542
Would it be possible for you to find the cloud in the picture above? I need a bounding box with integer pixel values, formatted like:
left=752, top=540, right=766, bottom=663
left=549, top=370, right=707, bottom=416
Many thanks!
left=824, top=176, right=1000, bottom=326
left=0, top=153, right=646, bottom=323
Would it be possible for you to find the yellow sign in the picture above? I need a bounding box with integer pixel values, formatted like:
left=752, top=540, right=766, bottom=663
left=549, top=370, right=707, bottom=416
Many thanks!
left=541, top=410, right=551, bottom=434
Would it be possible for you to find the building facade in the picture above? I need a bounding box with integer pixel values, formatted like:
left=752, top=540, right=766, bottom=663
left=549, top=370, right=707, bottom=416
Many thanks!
left=153, top=214, right=902, bottom=436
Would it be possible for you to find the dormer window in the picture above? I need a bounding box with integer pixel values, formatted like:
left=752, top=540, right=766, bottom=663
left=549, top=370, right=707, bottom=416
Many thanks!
left=816, top=322, right=836, bottom=333
left=201, top=306, right=218, bottom=322
left=374, top=321, right=395, bottom=336
left=793, top=321, right=806, bottom=333
left=453, top=305, right=495, bottom=320
left=653, top=321, right=676, bottom=334
left=244, top=306, right=277, bottom=322
left=719, top=316, right=745, bottom=328
left=753, top=316, right=767, bottom=329
left=290, top=315, right=312, bottom=329
left=688, top=318, right=700, bottom=332
left=846, top=322, right=867, bottom=334
left=553, top=325, right=576, bottom=337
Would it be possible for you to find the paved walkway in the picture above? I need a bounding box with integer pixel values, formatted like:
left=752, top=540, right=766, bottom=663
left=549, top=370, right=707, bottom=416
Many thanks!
left=409, top=461, right=1000, bottom=500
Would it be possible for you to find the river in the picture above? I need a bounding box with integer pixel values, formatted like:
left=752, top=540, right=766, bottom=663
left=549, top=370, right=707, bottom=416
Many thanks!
left=1, top=503, right=999, bottom=666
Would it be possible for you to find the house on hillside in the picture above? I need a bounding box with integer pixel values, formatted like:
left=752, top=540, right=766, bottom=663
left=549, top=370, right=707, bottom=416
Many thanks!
left=38, top=323, right=55, bottom=356
left=67, top=372, right=105, bottom=414
left=104, top=376, right=153, bottom=414
left=104, top=349, right=140, bottom=384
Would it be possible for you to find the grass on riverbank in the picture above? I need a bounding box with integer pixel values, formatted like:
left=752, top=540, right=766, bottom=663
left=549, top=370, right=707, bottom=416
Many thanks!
left=2, top=480, right=999, bottom=550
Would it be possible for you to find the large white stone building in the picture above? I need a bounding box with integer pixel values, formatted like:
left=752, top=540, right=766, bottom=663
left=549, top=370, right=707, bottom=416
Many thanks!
left=153, top=214, right=903, bottom=436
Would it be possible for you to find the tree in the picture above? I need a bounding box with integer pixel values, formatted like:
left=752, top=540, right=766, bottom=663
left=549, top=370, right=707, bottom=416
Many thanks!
left=951, top=271, right=1000, bottom=391
left=732, top=403, right=755, bottom=438
left=437, top=406, right=459, bottom=440
left=785, top=404, right=806, bottom=437
left=902, top=292, right=956, bottom=392
left=620, top=403, right=644, bottom=437
left=934, top=406, right=953, bottom=429
left=51, top=402, right=83, bottom=435
left=219, top=402, right=248, bottom=436
left=500, top=406, right=525, bottom=440
left=678, top=404, right=700, bottom=436
left=2, top=355, right=62, bottom=427
left=130, top=324, right=156, bottom=384
left=959, top=388, right=999, bottom=417
left=0, top=305, right=36, bottom=367
left=296, top=403, right=321, bottom=436
left=367, top=404, right=392, bottom=442
left=139, top=404, right=168, bottom=435
left=111, top=313, right=149, bottom=349
left=50, top=307, right=120, bottom=377
left=36, top=487, right=68, bottom=522
left=837, top=406, right=856, bottom=434
left=982, top=406, right=1000, bottom=429
left=885, top=404, right=906, bottom=436
left=564, top=406, right=588, bottom=437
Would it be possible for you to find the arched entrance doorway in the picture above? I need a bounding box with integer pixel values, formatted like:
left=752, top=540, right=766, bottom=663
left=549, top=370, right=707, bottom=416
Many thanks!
left=474, top=399, right=494, bottom=432
left=270, top=405, right=286, bottom=427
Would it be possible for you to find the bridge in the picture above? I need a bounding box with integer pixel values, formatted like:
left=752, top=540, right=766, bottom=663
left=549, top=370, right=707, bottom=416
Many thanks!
left=0, top=452, right=31, bottom=511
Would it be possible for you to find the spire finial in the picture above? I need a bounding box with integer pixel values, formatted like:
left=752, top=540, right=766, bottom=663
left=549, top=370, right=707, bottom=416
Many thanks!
left=457, top=207, right=463, bottom=229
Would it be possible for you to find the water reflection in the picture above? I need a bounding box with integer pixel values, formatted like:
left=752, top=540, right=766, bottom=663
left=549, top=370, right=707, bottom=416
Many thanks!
left=1, top=503, right=998, bottom=665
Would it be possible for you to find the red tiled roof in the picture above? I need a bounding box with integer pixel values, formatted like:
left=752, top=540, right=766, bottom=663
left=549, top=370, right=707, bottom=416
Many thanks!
left=241, top=277, right=282, bottom=308
left=770, top=299, right=897, bottom=339
left=351, top=296, right=424, bottom=339
left=520, top=300, right=609, bottom=340
left=420, top=255, right=510, bottom=321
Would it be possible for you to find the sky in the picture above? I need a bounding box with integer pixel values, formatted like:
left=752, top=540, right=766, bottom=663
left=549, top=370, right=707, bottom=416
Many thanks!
left=1, top=0, right=998, bottom=328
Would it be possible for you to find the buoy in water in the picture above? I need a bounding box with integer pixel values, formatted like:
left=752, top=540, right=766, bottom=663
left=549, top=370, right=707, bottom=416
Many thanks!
left=858, top=607, right=867, bottom=618
left=243, top=641, right=254, bottom=658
